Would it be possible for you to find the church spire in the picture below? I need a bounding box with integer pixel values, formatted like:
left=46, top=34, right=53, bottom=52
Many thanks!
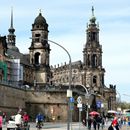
left=11, top=7, right=14, bottom=29
left=89, top=6, right=96, bottom=24
left=92, top=6, right=94, bottom=16
left=8, top=7, right=16, bottom=46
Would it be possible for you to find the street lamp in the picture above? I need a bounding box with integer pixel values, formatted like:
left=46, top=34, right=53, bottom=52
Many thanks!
left=43, top=39, right=72, bottom=130
left=116, top=90, right=121, bottom=103
left=116, top=90, right=121, bottom=111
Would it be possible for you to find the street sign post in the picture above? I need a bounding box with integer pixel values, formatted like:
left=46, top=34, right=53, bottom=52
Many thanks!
left=77, top=96, right=83, bottom=130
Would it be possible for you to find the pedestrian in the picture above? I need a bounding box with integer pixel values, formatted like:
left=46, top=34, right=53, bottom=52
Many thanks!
left=0, top=111, right=3, bottom=130
left=23, top=112, right=29, bottom=127
left=123, top=116, right=126, bottom=124
left=15, top=111, right=22, bottom=130
left=82, top=118, right=86, bottom=126
left=101, top=116, right=105, bottom=129
left=112, top=116, right=119, bottom=130
left=96, top=115, right=102, bottom=130
left=2, top=112, right=6, bottom=125
left=93, top=116, right=97, bottom=130
left=88, top=116, right=92, bottom=130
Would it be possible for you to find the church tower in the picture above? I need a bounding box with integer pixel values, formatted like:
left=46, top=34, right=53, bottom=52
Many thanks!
left=29, top=11, right=50, bottom=85
left=83, top=7, right=105, bottom=94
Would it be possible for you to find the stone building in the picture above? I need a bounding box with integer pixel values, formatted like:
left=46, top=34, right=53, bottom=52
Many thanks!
left=51, top=7, right=116, bottom=111
left=0, top=7, right=116, bottom=121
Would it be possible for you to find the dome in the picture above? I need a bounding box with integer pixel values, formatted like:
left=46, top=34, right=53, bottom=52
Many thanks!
left=8, top=27, right=15, bottom=33
left=90, top=16, right=96, bottom=24
left=34, top=13, right=47, bottom=25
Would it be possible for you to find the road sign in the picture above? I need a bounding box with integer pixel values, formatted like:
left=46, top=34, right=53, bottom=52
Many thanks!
left=77, top=96, right=82, bottom=104
left=77, top=103, right=82, bottom=108
left=96, top=101, right=101, bottom=108
left=69, top=97, right=74, bottom=103
left=70, top=103, right=74, bottom=110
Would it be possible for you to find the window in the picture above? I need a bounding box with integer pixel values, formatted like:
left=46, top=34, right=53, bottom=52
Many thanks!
left=35, top=34, right=41, bottom=42
left=92, top=54, right=97, bottom=67
left=34, top=52, right=40, bottom=65
left=93, top=75, right=97, bottom=84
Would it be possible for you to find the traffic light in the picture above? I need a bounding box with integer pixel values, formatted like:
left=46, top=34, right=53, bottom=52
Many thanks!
left=82, top=104, right=87, bottom=111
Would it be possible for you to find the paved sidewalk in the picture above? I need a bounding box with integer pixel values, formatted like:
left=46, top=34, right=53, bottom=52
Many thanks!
left=2, top=122, right=129, bottom=130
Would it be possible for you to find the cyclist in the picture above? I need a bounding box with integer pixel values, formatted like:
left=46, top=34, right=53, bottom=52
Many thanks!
left=36, top=112, right=44, bottom=128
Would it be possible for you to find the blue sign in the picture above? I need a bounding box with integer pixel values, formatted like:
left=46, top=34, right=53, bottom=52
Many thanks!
left=70, top=97, right=74, bottom=103
left=70, top=105, right=74, bottom=110
left=96, top=101, right=101, bottom=108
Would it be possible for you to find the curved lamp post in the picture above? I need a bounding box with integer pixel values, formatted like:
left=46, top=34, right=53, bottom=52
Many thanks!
left=43, top=39, right=72, bottom=130
left=46, top=39, right=72, bottom=93
left=116, top=90, right=121, bottom=111
left=116, top=90, right=121, bottom=103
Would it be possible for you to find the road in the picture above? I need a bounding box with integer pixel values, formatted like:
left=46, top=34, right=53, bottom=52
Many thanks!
left=2, top=122, right=129, bottom=130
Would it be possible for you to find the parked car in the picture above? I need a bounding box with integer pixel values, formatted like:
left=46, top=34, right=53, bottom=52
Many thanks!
left=7, top=115, right=17, bottom=130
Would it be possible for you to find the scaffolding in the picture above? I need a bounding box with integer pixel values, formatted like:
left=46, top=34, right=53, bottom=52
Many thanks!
left=8, top=59, right=22, bottom=86
left=0, top=61, right=7, bottom=80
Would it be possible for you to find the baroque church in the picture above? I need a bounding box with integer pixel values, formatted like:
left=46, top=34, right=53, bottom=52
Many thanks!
left=0, top=7, right=117, bottom=121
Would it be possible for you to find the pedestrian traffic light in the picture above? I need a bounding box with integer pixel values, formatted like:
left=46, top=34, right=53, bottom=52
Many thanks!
left=82, top=104, right=87, bottom=111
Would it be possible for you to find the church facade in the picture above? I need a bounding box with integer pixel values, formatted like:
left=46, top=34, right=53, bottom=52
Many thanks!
left=0, top=7, right=116, bottom=121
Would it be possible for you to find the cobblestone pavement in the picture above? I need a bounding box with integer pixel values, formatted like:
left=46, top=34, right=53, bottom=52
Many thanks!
left=2, top=122, right=129, bottom=130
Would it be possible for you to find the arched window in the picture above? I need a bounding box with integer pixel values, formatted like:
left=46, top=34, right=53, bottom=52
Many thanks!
left=34, top=52, right=40, bottom=65
left=93, top=75, right=97, bottom=84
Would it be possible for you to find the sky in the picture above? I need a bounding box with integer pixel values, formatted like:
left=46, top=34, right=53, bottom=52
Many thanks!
left=0, top=0, right=130, bottom=103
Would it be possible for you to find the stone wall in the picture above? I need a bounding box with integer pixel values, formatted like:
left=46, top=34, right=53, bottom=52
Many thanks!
left=0, top=84, right=77, bottom=122
left=0, top=84, right=26, bottom=118
left=25, top=90, right=68, bottom=122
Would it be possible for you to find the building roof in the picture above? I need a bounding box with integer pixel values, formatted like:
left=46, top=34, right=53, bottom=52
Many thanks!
left=34, top=12, right=47, bottom=26
left=7, top=49, right=31, bottom=66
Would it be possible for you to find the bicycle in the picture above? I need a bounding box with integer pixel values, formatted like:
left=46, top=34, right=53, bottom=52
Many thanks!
left=36, top=121, right=44, bottom=130
left=23, top=121, right=30, bottom=130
